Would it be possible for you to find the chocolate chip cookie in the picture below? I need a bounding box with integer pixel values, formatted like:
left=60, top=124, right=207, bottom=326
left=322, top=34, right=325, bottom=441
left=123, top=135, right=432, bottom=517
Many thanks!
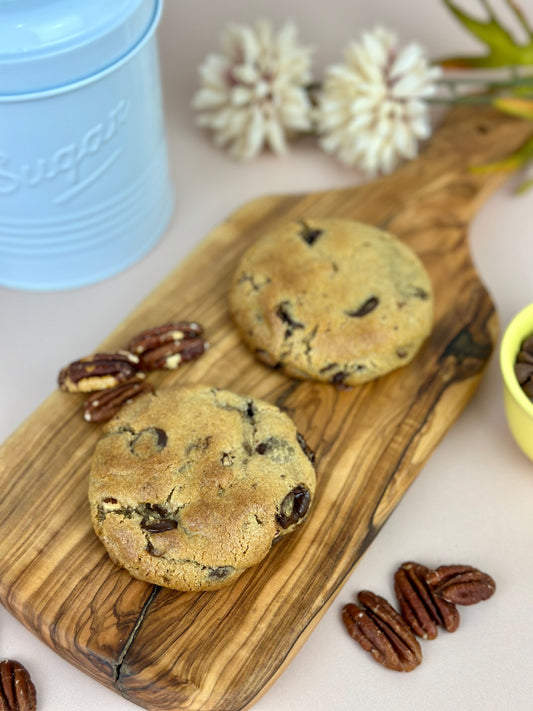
left=89, top=383, right=316, bottom=591
left=229, top=218, right=433, bottom=386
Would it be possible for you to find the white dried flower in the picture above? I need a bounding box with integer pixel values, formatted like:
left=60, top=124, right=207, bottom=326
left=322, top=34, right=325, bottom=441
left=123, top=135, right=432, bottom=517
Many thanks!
left=192, top=19, right=314, bottom=160
left=316, top=26, right=442, bottom=175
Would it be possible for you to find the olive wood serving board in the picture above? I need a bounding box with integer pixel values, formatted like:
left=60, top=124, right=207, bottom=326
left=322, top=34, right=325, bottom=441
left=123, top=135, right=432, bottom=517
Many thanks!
left=0, top=105, right=531, bottom=711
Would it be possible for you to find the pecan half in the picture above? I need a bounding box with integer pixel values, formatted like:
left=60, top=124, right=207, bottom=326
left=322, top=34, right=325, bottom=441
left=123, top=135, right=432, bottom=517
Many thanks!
left=342, top=590, right=422, bottom=672
left=394, top=561, right=459, bottom=638
left=139, top=337, right=207, bottom=370
left=425, top=565, right=496, bottom=606
left=58, top=350, right=141, bottom=392
left=127, top=321, right=204, bottom=354
left=126, top=322, right=207, bottom=370
left=0, top=659, right=37, bottom=711
left=84, top=381, right=154, bottom=422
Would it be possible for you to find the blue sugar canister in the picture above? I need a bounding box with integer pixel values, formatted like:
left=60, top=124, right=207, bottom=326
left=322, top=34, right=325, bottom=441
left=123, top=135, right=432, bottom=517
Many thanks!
left=0, top=0, right=174, bottom=291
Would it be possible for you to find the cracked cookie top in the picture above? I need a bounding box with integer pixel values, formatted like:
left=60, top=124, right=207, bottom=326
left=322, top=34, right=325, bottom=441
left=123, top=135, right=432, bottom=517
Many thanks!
left=88, top=383, right=316, bottom=591
left=229, top=217, right=433, bottom=386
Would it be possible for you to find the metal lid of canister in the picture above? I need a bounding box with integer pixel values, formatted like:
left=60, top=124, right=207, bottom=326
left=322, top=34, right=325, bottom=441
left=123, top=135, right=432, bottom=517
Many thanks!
left=0, top=0, right=159, bottom=95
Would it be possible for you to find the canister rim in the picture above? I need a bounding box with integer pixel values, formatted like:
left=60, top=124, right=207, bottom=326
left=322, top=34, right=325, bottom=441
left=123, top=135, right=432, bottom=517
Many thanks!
left=0, top=0, right=161, bottom=96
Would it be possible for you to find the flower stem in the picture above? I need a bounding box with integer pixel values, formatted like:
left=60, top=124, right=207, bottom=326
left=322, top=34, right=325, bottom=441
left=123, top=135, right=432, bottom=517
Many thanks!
left=428, top=72, right=533, bottom=105
left=427, top=93, right=501, bottom=105
left=436, top=74, right=533, bottom=88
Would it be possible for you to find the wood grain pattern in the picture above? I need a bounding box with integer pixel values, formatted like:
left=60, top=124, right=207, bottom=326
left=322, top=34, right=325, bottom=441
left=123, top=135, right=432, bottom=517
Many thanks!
left=0, top=105, right=531, bottom=711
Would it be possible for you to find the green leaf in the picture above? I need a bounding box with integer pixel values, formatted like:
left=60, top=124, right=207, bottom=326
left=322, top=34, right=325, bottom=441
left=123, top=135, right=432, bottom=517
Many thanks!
left=494, top=96, right=533, bottom=119
left=440, top=0, right=533, bottom=67
left=470, top=133, right=533, bottom=174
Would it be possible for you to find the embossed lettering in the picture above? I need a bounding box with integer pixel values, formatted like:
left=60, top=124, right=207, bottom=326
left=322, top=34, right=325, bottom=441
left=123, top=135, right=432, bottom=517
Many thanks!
left=21, top=158, right=46, bottom=186
left=78, top=124, right=104, bottom=163
left=46, top=145, right=77, bottom=182
left=0, top=153, right=20, bottom=194
left=116, top=99, right=129, bottom=123
left=0, top=99, right=130, bottom=201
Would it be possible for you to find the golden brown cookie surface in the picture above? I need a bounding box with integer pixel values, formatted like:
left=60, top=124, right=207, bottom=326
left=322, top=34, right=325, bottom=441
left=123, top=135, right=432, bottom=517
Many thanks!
left=229, top=218, right=433, bottom=386
left=89, top=383, right=316, bottom=591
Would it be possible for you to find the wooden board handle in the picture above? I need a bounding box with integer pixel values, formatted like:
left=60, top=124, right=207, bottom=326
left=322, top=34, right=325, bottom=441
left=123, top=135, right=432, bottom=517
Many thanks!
left=316, top=104, right=533, bottom=231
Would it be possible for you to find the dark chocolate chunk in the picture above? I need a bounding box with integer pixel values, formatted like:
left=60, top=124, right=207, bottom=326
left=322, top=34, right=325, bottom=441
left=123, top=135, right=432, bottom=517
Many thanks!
left=145, top=540, right=165, bottom=557
left=515, top=362, right=533, bottom=385
left=319, top=362, right=338, bottom=373
left=523, top=379, right=533, bottom=398
left=208, top=566, right=234, bottom=580
left=346, top=296, right=379, bottom=318
left=296, top=432, right=315, bottom=463
left=412, top=287, right=430, bottom=300
left=276, top=301, right=304, bottom=338
left=130, top=427, right=168, bottom=457
left=517, top=350, right=533, bottom=364
left=141, top=518, right=177, bottom=533
left=276, top=484, right=311, bottom=529
left=521, top=336, right=533, bottom=354
left=515, top=333, right=533, bottom=401
left=299, top=222, right=323, bottom=246
left=153, top=427, right=168, bottom=449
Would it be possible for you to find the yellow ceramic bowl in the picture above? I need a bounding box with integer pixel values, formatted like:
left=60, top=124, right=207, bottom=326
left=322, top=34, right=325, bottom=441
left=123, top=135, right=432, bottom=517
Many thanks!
left=500, top=303, right=533, bottom=460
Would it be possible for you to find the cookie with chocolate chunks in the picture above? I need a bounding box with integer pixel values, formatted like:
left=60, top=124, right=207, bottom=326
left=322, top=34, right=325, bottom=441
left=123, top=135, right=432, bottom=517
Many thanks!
left=229, top=218, right=433, bottom=385
left=89, top=383, right=316, bottom=591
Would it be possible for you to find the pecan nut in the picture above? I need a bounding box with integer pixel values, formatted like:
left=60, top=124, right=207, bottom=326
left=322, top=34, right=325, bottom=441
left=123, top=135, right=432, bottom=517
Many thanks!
left=394, top=561, right=460, bottom=638
left=425, top=564, right=496, bottom=606
left=0, top=659, right=37, bottom=711
left=126, top=322, right=207, bottom=370
left=127, top=321, right=203, bottom=354
left=139, top=337, right=207, bottom=370
left=83, top=381, right=154, bottom=422
left=58, top=351, right=141, bottom=392
left=342, top=590, right=422, bottom=672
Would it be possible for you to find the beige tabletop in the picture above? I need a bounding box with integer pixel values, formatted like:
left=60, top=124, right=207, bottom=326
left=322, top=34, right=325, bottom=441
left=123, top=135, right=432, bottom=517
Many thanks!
left=1, top=1, right=533, bottom=709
